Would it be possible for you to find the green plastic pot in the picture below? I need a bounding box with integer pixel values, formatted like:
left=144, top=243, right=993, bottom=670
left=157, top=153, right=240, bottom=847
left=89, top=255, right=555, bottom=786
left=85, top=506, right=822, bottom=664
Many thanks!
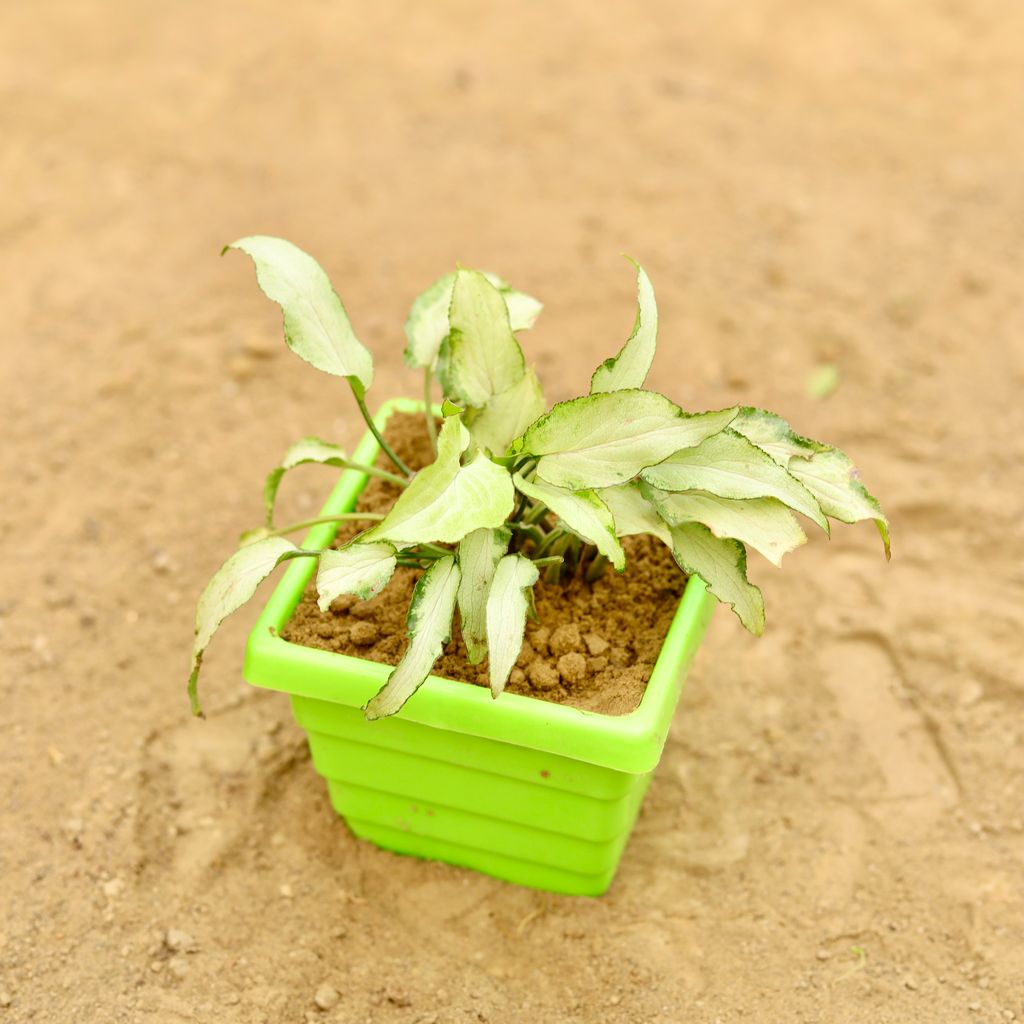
left=244, top=398, right=715, bottom=896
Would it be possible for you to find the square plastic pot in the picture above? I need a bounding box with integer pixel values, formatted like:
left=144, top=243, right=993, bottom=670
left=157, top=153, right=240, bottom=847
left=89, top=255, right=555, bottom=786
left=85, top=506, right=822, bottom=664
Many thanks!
left=244, top=398, right=715, bottom=896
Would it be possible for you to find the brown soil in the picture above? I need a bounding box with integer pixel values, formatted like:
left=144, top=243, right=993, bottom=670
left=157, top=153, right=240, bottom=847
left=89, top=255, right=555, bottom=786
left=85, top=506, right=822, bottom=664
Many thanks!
left=4, top=4, right=1024, bottom=1023
left=283, top=412, right=684, bottom=715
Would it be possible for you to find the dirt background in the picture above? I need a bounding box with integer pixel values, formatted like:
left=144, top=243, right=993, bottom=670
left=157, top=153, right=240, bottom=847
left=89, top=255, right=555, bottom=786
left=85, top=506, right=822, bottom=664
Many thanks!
left=2, top=2, right=1023, bottom=1022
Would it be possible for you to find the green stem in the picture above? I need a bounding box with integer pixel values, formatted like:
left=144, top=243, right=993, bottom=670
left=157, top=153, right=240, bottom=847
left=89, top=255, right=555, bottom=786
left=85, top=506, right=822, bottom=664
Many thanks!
left=524, top=501, right=550, bottom=526
left=351, top=386, right=413, bottom=477
left=584, top=552, right=608, bottom=583
left=423, top=368, right=438, bottom=456
left=269, top=512, right=384, bottom=538
left=531, top=556, right=564, bottom=568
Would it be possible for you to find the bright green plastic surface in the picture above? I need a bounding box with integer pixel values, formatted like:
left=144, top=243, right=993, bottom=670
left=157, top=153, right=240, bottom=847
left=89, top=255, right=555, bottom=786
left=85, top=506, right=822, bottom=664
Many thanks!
left=245, top=398, right=715, bottom=895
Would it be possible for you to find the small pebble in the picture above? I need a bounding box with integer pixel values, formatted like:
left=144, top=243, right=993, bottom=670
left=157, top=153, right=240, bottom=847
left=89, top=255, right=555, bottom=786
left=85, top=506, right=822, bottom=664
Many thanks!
left=588, top=656, right=608, bottom=674
left=557, top=652, right=587, bottom=685
left=530, top=627, right=551, bottom=654
left=101, top=878, right=124, bottom=898
left=349, top=622, right=379, bottom=647
left=527, top=662, right=560, bottom=691
left=314, top=984, right=340, bottom=1011
left=549, top=624, right=583, bottom=657
left=0, top=991, right=11, bottom=1008
left=279, top=884, right=293, bottom=898
left=584, top=632, right=609, bottom=656
left=164, top=929, right=197, bottom=953
left=168, top=957, right=189, bottom=980
left=904, top=977, right=918, bottom=991
left=609, top=646, right=631, bottom=667
left=509, top=667, right=526, bottom=687
left=815, top=949, right=830, bottom=961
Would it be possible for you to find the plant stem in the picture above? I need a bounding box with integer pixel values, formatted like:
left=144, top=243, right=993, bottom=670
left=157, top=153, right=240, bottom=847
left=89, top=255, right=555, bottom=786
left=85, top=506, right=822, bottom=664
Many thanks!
left=351, top=386, right=413, bottom=477
left=584, top=553, right=608, bottom=583
left=345, top=460, right=410, bottom=488
left=416, top=542, right=452, bottom=559
left=423, top=368, right=438, bottom=456
left=531, top=556, right=564, bottom=568
left=269, top=512, right=384, bottom=538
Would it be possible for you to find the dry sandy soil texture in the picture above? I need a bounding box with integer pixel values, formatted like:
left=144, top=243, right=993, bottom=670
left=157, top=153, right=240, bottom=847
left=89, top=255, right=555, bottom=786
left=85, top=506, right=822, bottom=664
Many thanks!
left=2, top=3, right=1023, bottom=1022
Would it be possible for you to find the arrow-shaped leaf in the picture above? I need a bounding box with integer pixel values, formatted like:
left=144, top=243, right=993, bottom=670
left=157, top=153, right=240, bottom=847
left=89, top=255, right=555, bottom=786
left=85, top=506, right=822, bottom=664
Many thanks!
left=316, top=541, right=398, bottom=611
left=188, top=536, right=301, bottom=716
left=465, top=367, right=546, bottom=456
left=597, top=482, right=674, bottom=547
left=225, top=236, right=373, bottom=391
left=486, top=554, right=540, bottom=698
left=789, top=449, right=891, bottom=558
left=456, top=527, right=511, bottom=664
left=364, top=416, right=514, bottom=547
left=641, top=429, right=829, bottom=532
left=728, top=407, right=825, bottom=466
left=438, top=269, right=527, bottom=408
left=364, top=555, right=461, bottom=719
left=404, top=270, right=542, bottom=371
left=644, top=486, right=806, bottom=567
left=263, top=436, right=347, bottom=526
left=591, top=257, right=658, bottom=394
left=513, top=474, right=625, bottom=571
left=669, top=523, right=765, bottom=634
left=517, top=390, right=738, bottom=490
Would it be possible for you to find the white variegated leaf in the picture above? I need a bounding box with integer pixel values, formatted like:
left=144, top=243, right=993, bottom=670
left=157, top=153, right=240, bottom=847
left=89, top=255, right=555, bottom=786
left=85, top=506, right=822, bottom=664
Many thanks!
left=457, top=527, right=511, bottom=664
left=729, top=407, right=825, bottom=466
left=669, top=523, right=765, bottom=634
left=644, top=486, right=806, bottom=567
left=189, top=536, right=300, bottom=715
left=640, top=429, right=829, bottom=531
left=486, top=554, right=540, bottom=698
left=364, top=556, right=461, bottom=719
left=225, top=236, right=373, bottom=390
left=591, top=258, right=658, bottom=394
left=365, top=416, right=514, bottom=547
left=597, top=483, right=673, bottom=547
left=517, top=390, right=738, bottom=489
left=439, top=269, right=527, bottom=408
left=466, top=368, right=546, bottom=456
left=513, top=474, right=625, bottom=571
left=316, top=541, right=398, bottom=611
left=789, top=449, right=891, bottom=558
left=263, top=436, right=347, bottom=525
left=404, top=271, right=542, bottom=371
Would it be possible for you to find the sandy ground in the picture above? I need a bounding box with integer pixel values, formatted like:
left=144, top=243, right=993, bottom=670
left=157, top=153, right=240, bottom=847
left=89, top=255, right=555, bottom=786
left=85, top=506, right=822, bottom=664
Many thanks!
left=2, top=2, right=1023, bottom=1021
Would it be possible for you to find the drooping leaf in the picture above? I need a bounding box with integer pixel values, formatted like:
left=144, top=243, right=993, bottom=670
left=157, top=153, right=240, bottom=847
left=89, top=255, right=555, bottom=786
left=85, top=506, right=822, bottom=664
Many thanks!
left=364, top=416, right=514, bottom=547
left=644, top=485, right=806, bottom=567
left=316, top=541, right=398, bottom=611
left=789, top=449, right=891, bottom=558
left=404, top=271, right=542, bottom=371
left=364, top=556, right=461, bottom=719
left=640, top=429, right=829, bottom=531
left=263, top=436, right=347, bottom=526
left=465, top=368, right=546, bottom=456
left=188, top=536, right=300, bottom=715
left=597, top=482, right=673, bottom=547
left=438, top=269, right=527, bottom=408
left=456, top=527, right=511, bottom=664
left=728, top=407, right=825, bottom=466
left=485, top=554, right=540, bottom=698
left=668, top=523, right=765, bottom=634
left=513, top=474, right=625, bottom=571
left=225, top=236, right=373, bottom=391
left=516, top=390, right=738, bottom=490
left=591, top=258, right=658, bottom=394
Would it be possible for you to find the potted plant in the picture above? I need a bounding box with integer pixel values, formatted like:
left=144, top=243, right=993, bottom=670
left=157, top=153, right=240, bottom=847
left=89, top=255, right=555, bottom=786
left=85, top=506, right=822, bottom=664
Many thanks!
left=189, top=236, right=889, bottom=895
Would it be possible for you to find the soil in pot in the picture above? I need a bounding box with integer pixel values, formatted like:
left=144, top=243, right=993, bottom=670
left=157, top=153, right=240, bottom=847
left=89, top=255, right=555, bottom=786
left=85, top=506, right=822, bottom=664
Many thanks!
left=282, top=412, right=687, bottom=716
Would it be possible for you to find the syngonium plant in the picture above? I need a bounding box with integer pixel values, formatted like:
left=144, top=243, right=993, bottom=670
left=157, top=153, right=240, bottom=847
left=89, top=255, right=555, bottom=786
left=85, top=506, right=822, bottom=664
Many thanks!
left=188, top=236, right=889, bottom=720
